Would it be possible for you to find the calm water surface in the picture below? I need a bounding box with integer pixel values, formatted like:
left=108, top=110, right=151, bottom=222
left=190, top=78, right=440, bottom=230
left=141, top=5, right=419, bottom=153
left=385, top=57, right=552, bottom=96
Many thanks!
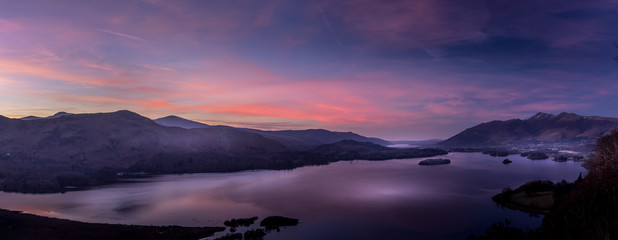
left=0, top=152, right=585, bottom=240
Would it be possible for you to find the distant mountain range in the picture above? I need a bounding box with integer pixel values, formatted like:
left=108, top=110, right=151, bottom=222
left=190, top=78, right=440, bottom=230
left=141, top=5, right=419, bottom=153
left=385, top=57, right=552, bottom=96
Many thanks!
left=5, top=110, right=616, bottom=193
left=0, top=110, right=443, bottom=193
left=19, top=111, right=72, bottom=120
left=439, top=112, right=618, bottom=148
left=154, top=115, right=390, bottom=149
left=0, top=111, right=296, bottom=192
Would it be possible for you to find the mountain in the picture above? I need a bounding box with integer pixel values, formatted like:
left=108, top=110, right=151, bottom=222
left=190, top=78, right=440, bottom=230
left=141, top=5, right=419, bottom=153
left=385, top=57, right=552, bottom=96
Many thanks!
left=154, top=115, right=210, bottom=129
left=19, top=116, right=42, bottom=120
left=151, top=115, right=391, bottom=150
left=0, top=110, right=293, bottom=193
left=0, top=110, right=438, bottom=193
left=20, top=111, right=72, bottom=121
left=439, top=112, right=618, bottom=148
left=47, top=111, right=72, bottom=119
left=246, top=129, right=392, bottom=150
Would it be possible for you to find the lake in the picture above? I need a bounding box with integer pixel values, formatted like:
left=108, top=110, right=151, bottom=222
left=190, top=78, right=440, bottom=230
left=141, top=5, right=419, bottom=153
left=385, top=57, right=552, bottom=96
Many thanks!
left=0, top=152, right=585, bottom=240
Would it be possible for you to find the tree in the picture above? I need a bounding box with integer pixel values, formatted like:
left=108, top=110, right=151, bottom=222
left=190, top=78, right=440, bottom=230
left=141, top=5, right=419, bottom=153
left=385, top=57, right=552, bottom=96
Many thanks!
left=583, top=129, right=618, bottom=179
left=541, top=129, right=618, bottom=240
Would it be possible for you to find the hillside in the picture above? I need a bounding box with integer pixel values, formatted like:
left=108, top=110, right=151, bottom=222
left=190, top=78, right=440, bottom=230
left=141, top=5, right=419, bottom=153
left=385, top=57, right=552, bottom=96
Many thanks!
left=152, top=115, right=391, bottom=150
left=19, top=112, right=72, bottom=121
left=0, top=111, right=412, bottom=193
left=0, top=110, right=293, bottom=193
left=246, top=129, right=391, bottom=150
left=439, top=112, right=618, bottom=149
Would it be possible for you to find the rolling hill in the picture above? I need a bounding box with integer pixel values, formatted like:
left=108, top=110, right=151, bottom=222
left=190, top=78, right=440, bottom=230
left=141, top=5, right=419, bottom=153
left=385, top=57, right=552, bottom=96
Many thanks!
left=0, top=110, right=293, bottom=192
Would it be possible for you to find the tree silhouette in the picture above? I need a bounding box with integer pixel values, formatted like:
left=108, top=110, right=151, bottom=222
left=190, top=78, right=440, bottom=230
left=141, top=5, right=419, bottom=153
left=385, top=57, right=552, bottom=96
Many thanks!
left=583, top=129, right=618, bottom=178
left=541, top=129, right=618, bottom=239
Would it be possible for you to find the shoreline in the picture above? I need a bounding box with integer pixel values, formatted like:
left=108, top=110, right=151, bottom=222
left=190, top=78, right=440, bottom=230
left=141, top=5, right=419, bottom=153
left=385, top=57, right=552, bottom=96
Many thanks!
left=0, top=208, right=224, bottom=240
left=1, top=149, right=448, bottom=194
left=492, top=191, right=552, bottom=214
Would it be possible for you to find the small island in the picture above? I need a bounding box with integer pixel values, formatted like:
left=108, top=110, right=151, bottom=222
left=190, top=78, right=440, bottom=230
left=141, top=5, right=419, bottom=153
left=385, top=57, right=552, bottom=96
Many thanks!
left=502, top=159, right=512, bottom=164
left=418, top=158, right=451, bottom=165
left=260, top=216, right=299, bottom=231
left=214, top=216, right=299, bottom=240
left=521, top=151, right=550, bottom=160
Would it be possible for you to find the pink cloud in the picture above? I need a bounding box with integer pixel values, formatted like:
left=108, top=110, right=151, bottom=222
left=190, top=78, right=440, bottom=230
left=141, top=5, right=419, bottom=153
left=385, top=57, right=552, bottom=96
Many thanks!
left=0, top=58, right=106, bottom=86
left=0, top=19, right=21, bottom=32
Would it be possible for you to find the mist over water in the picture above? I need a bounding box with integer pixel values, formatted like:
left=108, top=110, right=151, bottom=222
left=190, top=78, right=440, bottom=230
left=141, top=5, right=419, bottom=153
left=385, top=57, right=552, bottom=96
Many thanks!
left=0, top=153, right=585, bottom=240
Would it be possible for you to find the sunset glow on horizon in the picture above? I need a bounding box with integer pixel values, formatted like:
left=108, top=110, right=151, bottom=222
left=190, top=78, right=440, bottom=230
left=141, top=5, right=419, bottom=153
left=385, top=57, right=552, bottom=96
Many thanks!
left=1, top=0, right=617, bottom=140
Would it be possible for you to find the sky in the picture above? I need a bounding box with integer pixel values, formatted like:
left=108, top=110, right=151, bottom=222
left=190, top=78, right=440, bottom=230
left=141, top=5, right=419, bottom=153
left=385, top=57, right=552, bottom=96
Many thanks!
left=0, top=0, right=617, bottom=140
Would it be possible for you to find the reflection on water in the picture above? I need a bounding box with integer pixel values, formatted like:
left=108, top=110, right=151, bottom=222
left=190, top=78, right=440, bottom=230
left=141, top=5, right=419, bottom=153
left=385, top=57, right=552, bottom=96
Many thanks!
left=0, top=153, right=585, bottom=240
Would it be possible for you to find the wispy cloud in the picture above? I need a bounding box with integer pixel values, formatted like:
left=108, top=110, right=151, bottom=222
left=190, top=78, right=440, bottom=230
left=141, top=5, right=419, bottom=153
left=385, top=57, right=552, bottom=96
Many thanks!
left=0, top=58, right=106, bottom=86
left=96, top=29, right=151, bottom=43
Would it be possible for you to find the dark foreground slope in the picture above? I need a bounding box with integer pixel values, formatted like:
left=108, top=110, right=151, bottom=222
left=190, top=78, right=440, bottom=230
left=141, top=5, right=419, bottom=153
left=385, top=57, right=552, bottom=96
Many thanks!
left=472, top=130, right=618, bottom=240
left=539, top=130, right=618, bottom=240
left=439, top=112, right=618, bottom=149
left=0, top=209, right=223, bottom=240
